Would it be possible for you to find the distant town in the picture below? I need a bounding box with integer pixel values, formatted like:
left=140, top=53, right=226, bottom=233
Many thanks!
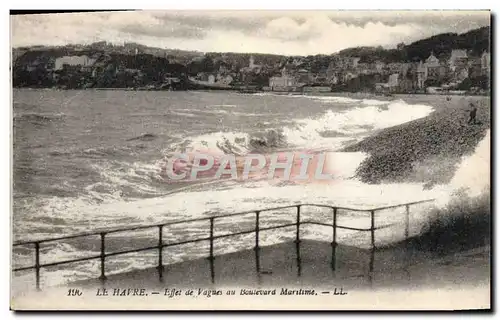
left=12, top=26, right=490, bottom=95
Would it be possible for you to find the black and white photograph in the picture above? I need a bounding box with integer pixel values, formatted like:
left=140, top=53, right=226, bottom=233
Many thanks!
left=10, top=10, right=491, bottom=310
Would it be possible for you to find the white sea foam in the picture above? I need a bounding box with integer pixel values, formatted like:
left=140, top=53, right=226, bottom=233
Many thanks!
left=361, top=99, right=391, bottom=106
left=166, top=131, right=251, bottom=155
left=167, top=98, right=434, bottom=154
left=207, top=104, right=238, bottom=108
left=305, top=96, right=360, bottom=104
left=174, top=108, right=229, bottom=115
left=449, top=130, right=490, bottom=197
left=251, top=93, right=360, bottom=104
left=283, top=99, right=434, bottom=148
left=432, top=129, right=491, bottom=207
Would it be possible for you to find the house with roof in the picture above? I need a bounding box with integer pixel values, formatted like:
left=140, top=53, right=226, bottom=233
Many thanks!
left=216, top=74, right=234, bottom=85
left=416, top=61, right=428, bottom=89
left=296, top=69, right=312, bottom=85
left=468, top=56, right=483, bottom=78
left=425, top=52, right=440, bottom=68
left=398, top=77, right=417, bottom=93
left=341, top=71, right=358, bottom=83
left=425, top=52, right=448, bottom=81
left=55, top=55, right=97, bottom=72
left=449, top=49, right=468, bottom=71
left=481, top=51, right=490, bottom=76
left=399, top=63, right=412, bottom=78
left=387, top=73, right=400, bottom=92
left=269, top=75, right=298, bottom=91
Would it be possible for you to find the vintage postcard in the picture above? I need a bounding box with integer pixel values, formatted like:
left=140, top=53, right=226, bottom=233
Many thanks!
left=10, top=10, right=491, bottom=311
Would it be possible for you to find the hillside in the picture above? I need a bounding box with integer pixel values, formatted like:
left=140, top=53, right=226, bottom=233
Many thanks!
left=338, top=26, right=490, bottom=63
left=11, top=26, right=491, bottom=89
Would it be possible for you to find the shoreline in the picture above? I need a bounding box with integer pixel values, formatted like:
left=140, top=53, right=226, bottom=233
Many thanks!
left=12, top=86, right=490, bottom=97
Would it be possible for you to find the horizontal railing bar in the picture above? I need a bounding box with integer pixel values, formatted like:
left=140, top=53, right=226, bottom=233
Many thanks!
left=164, top=236, right=211, bottom=247
left=13, top=200, right=435, bottom=247
left=12, top=221, right=306, bottom=272
left=300, top=199, right=434, bottom=213
left=31, top=254, right=102, bottom=270
left=207, top=204, right=300, bottom=219
left=12, top=206, right=300, bottom=246
left=371, top=223, right=395, bottom=230
left=302, top=221, right=335, bottom=228
left=302, top=221, right=372, bottom=231
left=163, top=204, right=300, bottom=228
left=12, top=265, right=37, bottom=272
left=14, top=224, right=169, bottom=246
left=209, top=230, right=254, bottom=240
left=105, top=224, right=163, bottom=235
left=335, top=225, right=373, bottom=232
left=300, top=204, right=370, bottom=212
left=367, top=199, right=436, bottom=212
left=211, top=223, right=298, bottom=240
left=10, top=213, right=414, bottom=273
left=104, top=245, right=158, bottom=258
left=303, top=221, right=395, bottom=231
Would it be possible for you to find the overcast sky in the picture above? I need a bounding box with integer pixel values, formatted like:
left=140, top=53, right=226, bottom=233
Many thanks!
left=11, top=10, right=490, bottom=55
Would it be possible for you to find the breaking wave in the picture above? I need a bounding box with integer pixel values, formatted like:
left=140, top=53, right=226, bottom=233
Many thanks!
left=162, top=99, right=433, bottom=157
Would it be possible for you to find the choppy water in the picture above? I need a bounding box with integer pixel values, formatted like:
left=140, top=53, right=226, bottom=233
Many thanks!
left=13, top=89, right=484, bottom=291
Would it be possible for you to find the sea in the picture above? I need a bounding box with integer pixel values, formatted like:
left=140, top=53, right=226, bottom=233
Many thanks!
left=12, top=89, right=489, bottom=291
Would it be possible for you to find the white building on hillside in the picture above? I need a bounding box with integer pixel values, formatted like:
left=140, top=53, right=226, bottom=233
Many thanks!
left=388, top=73, right=399, bottom=89
left=269, top=75, right=297, bottom=90
left=425, top=52, right=440, bottom=68
left=55, top=55, right=97, bottom=71
left=449, top=49, right=468, bottom=71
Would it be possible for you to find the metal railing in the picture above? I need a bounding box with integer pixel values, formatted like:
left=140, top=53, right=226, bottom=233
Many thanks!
left=13, top=199, right=435, bottom=290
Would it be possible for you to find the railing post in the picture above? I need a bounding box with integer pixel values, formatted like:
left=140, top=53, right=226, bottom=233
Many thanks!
left=295, top=205, right=301, bottom=244
left=34, top=242, right=40, bottom=291
left=404, top=205, right=411, bottom=280
left=369, top=211, right=375, bottom=274
left=332, top=207, right=338, bottom=245
left=99, top=233, right=107, bottom=281
left=157, top=225, right=163, bottom=280
left=208, top=217, right=215, bottom=284
left=254, top=211, right=260, bottom=250
left=255, top=243, right=261, bottom=284
left=295, top=238, right=302, bottom=278
left=331, top=207, right=338, bottom=270
left=209, top=217, right=214, bottom=261
left=405, top=204, right=410, bottom=241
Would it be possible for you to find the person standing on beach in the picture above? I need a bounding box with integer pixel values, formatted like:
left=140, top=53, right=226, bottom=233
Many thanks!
left=468, top=103, right=478, bottom=125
